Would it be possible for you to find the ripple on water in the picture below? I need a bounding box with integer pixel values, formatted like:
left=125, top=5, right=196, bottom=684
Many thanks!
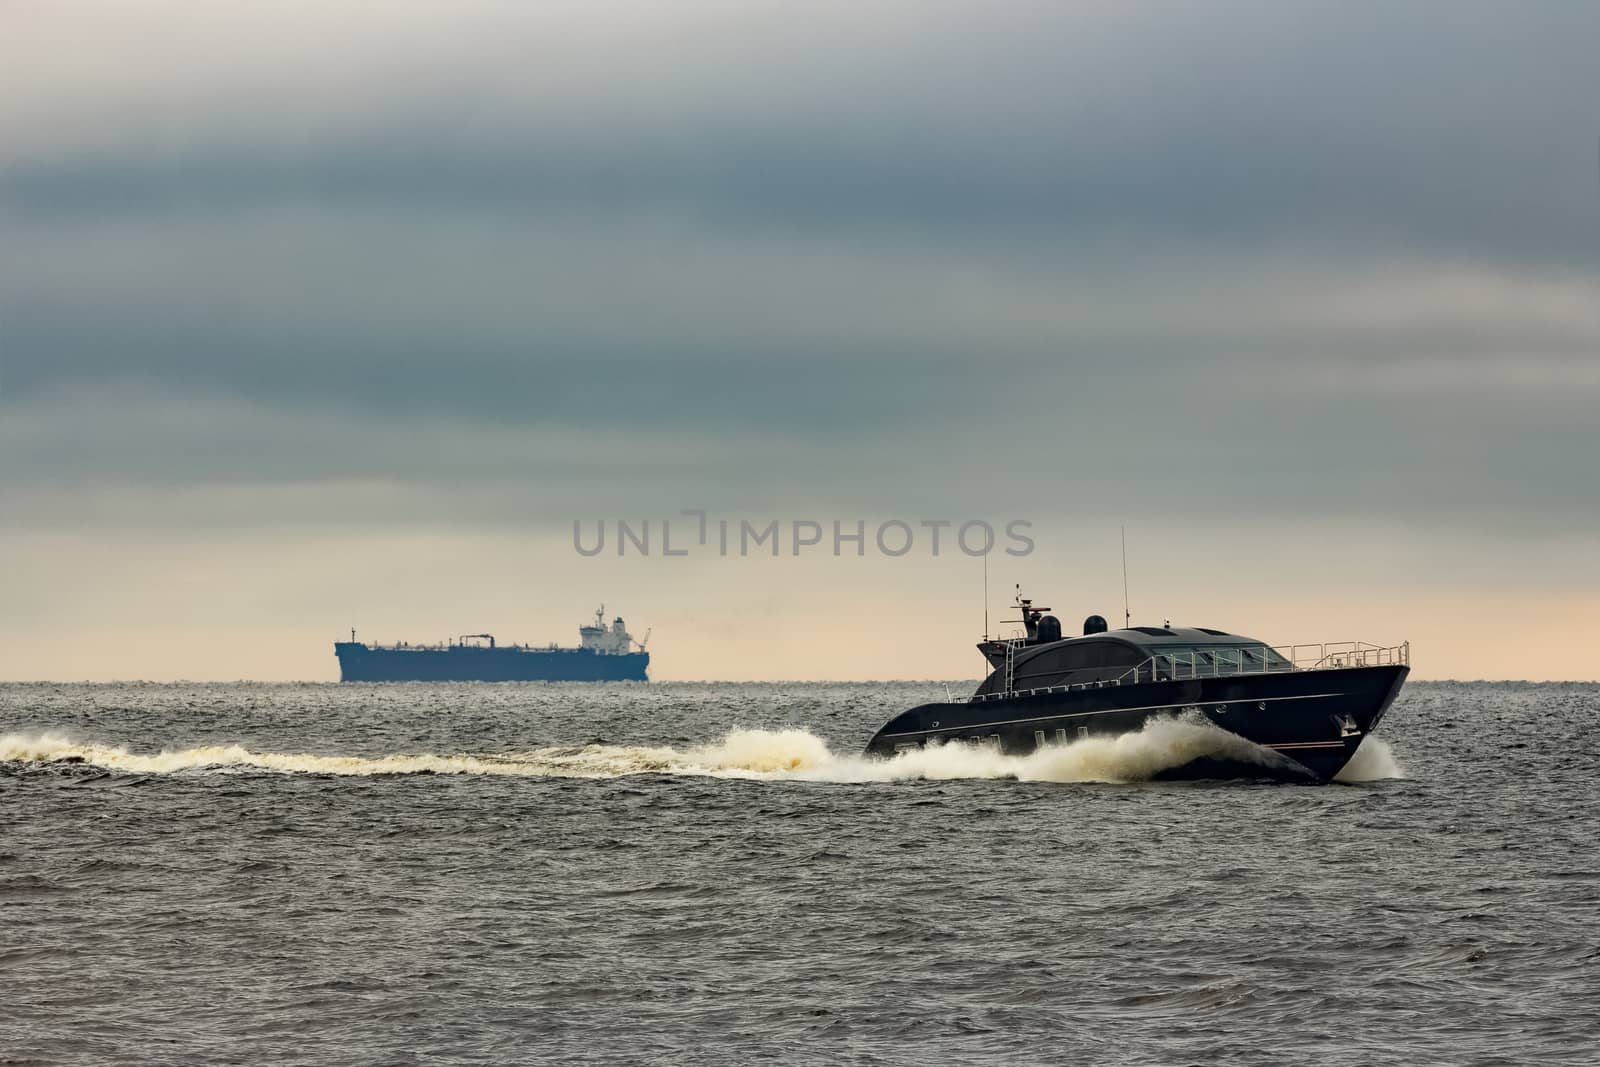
left=1, top=681, right=1598, bottom=1066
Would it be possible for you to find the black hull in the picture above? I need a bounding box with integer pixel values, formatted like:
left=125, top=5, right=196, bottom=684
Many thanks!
left=865, top=665, right=1407, bottom=783
left=334, top=643, right=649, bottom=683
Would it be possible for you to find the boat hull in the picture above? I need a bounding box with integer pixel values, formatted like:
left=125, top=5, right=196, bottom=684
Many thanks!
left=864, top=665, right=1407, bottom=783
left=334, top=643, right=649, bottom=683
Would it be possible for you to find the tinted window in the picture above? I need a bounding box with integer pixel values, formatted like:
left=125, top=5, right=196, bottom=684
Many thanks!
left=1061, top=643, right=1107, bottom=670
left=1013, top=641, right=1116, bottom=684
left=1155, top=644, right=1290, bottom=669
left=1104, top=644, right=1143, bottom=667
left=982, top=639, right=1149, bottom=693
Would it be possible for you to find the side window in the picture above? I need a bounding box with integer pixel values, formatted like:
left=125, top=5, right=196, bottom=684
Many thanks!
left=1104, top=644, right=1143, bottom=667
left=1012, top=644, right=1089, bottom=687
left=1059, top=643, right=1109, bottom=670
left=1012, top=641, right=1134, bottom=686
left=1019, top=648, right=1069, bottom=677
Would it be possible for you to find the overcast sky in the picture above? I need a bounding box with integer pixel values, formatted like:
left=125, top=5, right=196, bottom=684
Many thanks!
left=3, top=1, right=1597, bottom=681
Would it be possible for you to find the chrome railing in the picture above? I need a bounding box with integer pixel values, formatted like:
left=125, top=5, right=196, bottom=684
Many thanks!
left=1274, top=641, right=1410, bottom=671
left=971, top=640, right=1409, bottom=702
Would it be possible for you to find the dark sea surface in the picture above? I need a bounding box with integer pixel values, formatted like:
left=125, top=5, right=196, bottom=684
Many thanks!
left=2, top=680, right=1597, bottom=1066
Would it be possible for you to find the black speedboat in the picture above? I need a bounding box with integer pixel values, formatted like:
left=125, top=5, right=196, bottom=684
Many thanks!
left=865, top=594, right=1409, bottom=782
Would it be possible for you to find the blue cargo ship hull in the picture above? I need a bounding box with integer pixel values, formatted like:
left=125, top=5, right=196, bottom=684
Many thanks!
left=335, top=643, right=649, bottom=683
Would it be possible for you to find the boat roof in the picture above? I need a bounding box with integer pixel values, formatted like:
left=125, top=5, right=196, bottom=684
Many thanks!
left=981, top=624, right=1273, bottom=661
left=1097, top=625, right=1262, bottom=646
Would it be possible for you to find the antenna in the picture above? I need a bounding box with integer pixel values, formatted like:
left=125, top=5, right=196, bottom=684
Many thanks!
left=1121, top=526, right=1131, bottom=629
left=982, top=552, right=989, bottom=639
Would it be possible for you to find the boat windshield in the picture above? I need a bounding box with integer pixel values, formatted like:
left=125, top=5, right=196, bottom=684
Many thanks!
left=1154, top=644, right=1291, bottom=670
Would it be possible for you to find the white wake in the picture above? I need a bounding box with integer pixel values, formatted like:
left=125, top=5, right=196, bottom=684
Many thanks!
left=1, top=718, right=1400, bottom=785
left=1332, top=736, right=1406, bottom=781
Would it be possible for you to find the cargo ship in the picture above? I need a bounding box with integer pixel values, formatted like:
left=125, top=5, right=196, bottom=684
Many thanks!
left=334, top=606, right=650, bottom=682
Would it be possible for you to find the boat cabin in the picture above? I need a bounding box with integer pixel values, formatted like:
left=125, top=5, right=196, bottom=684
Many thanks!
left=974, top=617, right=1291, bottom=697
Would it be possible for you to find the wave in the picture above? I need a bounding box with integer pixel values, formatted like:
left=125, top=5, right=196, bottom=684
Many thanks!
left=1332, top=736, right=1406, bottom=781
left=1, top=717, right=1393, bottom=785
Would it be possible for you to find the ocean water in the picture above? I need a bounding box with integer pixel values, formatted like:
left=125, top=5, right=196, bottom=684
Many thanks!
left=2, top=680, right=1597, bottom=1066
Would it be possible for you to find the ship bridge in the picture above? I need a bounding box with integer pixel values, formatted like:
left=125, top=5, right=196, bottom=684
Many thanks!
left=579, top=605, right=640, bottom=654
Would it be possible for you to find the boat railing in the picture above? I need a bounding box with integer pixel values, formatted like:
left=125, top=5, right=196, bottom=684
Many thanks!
left=971, top=640, right=1409, bottom=702
left=351, top=641, right=566, bottom=652
left=354, top=641, right=454, bottom=652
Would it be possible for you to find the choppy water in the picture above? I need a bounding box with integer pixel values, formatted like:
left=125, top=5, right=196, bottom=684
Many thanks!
left=3, top=681, right=1597, bottom=1065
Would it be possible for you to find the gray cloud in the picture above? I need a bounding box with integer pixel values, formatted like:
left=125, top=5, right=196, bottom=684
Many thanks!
left=3, top=0, right=1598, bottom=534
left=8, top=2, right=1599, bottom=258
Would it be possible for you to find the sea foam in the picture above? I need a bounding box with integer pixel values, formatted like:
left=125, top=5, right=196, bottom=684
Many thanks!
left=1332, top=735, right=1406, bottom=781
left=1, top=715, right=1384, bottom=785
